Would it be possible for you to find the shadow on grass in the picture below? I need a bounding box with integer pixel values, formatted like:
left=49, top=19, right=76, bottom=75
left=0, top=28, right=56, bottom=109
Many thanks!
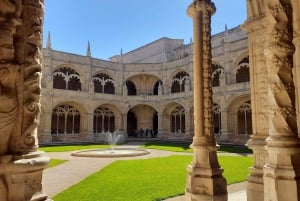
left=143, top=141, right=252, bottom=154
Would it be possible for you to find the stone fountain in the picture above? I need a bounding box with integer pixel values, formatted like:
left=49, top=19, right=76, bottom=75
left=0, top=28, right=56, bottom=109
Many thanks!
left=72, top=131, right=150, bottom=158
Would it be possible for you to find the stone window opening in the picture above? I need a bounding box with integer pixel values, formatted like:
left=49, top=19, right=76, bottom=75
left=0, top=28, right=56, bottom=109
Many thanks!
left=153, top=80, right=163, bottom=95
left=52, top=67, right=81, bottom=91
left=126, top=80, right=137, bottom=96
left=93, top=107, right=115, bottom=134
left=170, top=106, right=185, bottom=135
left=236, top=56, right=250, bottom=83
left=51, top=105, right=80, bottom=134
left=171, top=71, right=189, bottom=93
left=212, top=64, right=224, bottom=87
left=237, top=101, right=252, bottom=135
left=92, top=73, right=115, bottom=94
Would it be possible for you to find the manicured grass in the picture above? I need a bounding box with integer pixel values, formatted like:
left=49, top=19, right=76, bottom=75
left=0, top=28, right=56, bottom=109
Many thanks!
left=142, top=142, right=192, bottom=152
left=53, top=155, right=253, bottom=201
left=142, top=141, right=252, bottom=154
left=39, top=142, right=252, bottom=154
left=48, top=159, right=68, bottom=168
left=39, top=144, right=110, bottom=152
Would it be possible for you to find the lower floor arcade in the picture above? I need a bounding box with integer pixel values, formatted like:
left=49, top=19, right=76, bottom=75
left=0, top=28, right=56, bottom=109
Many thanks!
left=38, top=94, right=253, bottom=145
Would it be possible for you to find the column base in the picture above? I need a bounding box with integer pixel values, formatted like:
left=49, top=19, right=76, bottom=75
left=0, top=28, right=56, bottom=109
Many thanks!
left=247, top=175, right=264, bottom=201
left=185, top=145, right=227, bottom=201
left=0, top=151, right=50, bottom=201
left=185, top=191, right=227, bottom=201
left=264, top=137, right=300, bottom=201
left=246, top=135, right=267, bottom=201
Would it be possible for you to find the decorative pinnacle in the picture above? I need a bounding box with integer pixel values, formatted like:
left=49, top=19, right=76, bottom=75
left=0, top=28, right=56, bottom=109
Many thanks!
left=86, top=41, right=91, bottom=57
left=46, top=31, right=52, bottom=49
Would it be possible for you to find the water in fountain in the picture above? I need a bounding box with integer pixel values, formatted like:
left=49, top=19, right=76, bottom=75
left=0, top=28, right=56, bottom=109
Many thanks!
left=71, top=130, right=150, bottom=158
left=105, top=131, right=124, bottom=153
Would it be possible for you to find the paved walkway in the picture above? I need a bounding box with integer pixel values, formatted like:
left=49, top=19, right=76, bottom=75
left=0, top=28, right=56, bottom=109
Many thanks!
left=42, top=142, right=247, bottom=200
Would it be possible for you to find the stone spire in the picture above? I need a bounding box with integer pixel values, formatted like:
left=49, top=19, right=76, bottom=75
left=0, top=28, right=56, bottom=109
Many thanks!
left=224, top=24, right=229, bottom=42
left=46, top=31, right=51, bottom=49
left=185, top=0, right=227, bottom=200
left=119, top=48, right=123, bottom=63
left=86, top=41, right=91, bottom=57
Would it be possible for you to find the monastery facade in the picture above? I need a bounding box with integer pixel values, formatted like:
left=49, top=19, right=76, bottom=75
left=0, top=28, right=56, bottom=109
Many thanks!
left=38, top=25, right=250, bottom=144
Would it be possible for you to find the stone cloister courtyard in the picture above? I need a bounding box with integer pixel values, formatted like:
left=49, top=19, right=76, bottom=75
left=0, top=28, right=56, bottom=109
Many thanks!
left=1, top=0, right=300, bottom=201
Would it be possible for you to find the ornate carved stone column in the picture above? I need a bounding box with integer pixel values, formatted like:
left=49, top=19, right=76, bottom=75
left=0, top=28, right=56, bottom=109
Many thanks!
left=263, top=0, right=300, bottom=200
left=242, top=1, right=268, bottom=200
left=291, top=0, right=300, bottom=135
left=185, top=1, right=227, bottom=200
left=0, top=0, right=50, bottom=200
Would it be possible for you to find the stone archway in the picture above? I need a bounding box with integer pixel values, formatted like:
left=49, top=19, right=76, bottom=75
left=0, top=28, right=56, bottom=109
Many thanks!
left=128, top=104, right=157, bottom=138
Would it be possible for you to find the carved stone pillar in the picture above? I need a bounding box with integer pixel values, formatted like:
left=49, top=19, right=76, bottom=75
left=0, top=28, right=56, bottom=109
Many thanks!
left=156, top=113, right=164, bottom=138
left=291, top=0, right=300, bottom=136
left=86, top=113, right=95, bottom=141
left=263, top=1, right=300, bottom=200
left=122, top=112, right=127, bottom=136
left=242, top=1, right=268, bottom=200
left=0, top=0, right=50, bottom=200
left=185, top=1, right=227, bottom=200
left=219, top=108, right=229, bottom=141
left=184, top=110, right=192, bottom=139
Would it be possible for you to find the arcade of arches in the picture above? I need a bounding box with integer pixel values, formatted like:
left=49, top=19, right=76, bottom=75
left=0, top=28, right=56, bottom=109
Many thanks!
left=1, top=0, right=300, bottom=201
left=39, top=26, right=251, bottom=144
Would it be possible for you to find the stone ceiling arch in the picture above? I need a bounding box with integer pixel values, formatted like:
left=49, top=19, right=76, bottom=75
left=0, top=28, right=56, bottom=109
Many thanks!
left=227, top=93, right=251, bottom=113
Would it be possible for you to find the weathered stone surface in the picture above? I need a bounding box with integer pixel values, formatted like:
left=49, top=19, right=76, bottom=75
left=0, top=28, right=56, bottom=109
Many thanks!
left=185, top=1, right=227, bottom=200
left=0, top=0, right=49, bottom=200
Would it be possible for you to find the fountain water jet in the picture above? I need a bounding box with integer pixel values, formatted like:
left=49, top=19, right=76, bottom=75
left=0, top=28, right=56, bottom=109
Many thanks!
left=71, top=131, right=150, bottom=158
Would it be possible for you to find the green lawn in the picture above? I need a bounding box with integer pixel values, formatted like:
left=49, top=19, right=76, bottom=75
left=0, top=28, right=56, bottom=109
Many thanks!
left=39, top=142, right=252, bottom=154
left=53, top=155, right=253, bottom=201
left=142, top=141, right=252, bottom=154
left=39, top=144, right=110, bottom=152
left=48, top=159, right=68, bottom=168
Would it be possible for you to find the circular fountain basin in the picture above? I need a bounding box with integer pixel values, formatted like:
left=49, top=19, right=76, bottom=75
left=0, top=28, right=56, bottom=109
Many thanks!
left=71, top=147, right=150, bottom=158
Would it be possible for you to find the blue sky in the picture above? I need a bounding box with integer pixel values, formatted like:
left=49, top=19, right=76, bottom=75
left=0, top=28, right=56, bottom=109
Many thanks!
left=43, top=0, right=246, bottom=60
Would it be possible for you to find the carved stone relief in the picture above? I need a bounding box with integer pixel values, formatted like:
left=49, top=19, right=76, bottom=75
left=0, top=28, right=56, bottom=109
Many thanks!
left=0, top=0, right=49, bottom=200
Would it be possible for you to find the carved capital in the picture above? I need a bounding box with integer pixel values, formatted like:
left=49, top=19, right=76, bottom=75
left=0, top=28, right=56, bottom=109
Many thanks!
left=187, top=0, right=215, bottom=18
